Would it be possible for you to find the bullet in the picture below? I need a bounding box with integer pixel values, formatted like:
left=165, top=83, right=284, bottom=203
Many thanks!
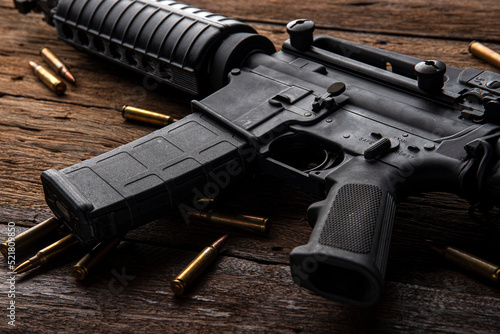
left=187, top=210, right=270, bottom=234
left=0, top=217, right=61, bottom=259
left=427, top=241, right=500, bottom=283
left=13, top=234, right=79, bottom=274
left=195, top=198, right=216, bottom=207
left=170, top=235, right=228, bottom=295
left=72, top=236, right=121, bottom=280
left=469, top=41, right=500, bottom=69
left=40, top=47, right=76, bottom=84
left=119, top=105, right=178, bottom=127
left=29, top=61, right=66, bottom=95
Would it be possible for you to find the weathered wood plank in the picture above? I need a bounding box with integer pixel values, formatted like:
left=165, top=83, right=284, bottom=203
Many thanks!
left=187, top=0, right=500, bottom=42
left=2, top=0, right=500, bottom=42
left=2, top=0, right=500, bottom=332
left=2, top=221, right=500, bottom=333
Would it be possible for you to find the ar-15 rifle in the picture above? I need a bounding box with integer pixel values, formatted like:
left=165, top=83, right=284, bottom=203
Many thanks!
left=15, top=0, right=500, bottom=307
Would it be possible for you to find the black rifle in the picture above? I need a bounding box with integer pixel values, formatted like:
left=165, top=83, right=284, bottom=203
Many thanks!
left=15, top=0, right=500, bottom=307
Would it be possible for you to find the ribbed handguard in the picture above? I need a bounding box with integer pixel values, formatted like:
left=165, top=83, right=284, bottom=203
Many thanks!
left=52, top=0, right=273, bottom=95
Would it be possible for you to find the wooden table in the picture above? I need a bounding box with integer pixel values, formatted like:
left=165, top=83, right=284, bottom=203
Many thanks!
left=1, top=0, right=500, bottom=332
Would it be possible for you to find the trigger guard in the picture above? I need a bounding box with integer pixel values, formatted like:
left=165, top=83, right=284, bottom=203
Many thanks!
left=307, top=199, right=326, bottom=228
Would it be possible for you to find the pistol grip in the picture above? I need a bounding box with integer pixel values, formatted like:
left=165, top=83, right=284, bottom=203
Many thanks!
left=290, top=163, right=399, bottom=307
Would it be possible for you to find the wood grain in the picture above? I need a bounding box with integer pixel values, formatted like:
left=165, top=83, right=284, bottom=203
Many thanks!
left=187, top=0, right=500, bottom=42
left=1, top=0, right=500, bottom=332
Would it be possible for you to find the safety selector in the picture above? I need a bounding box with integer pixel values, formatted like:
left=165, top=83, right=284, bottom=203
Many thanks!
left=364, top=138, right=399, bottom=159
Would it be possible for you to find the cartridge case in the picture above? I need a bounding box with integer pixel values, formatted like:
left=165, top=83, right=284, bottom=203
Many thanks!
left=29, top=61, right=66, bottom=95
left=195, top=197, right=216, bottom=207
left=170, top=235, right=227, bottom=295
left=0, top=217, right=61, bottom=258
left=40, top=47, right=76, bottom=84
left=120, top=105, right=177, bottom=127
left=36, top=234, right=79, bottom=264
left=187, top=210, right=270, bottom=234
left=469, top=41, right=500, bottom=69
left=427, top=241, right=500, bottom=283
left=441, top=246, right=500, bottom=283
left=13, top=234, right=79, bottom=274
left=73, top=236, right=120, bottom=280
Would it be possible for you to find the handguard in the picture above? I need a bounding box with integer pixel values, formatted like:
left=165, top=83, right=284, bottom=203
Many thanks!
left=49, top=0, right=275, bottom=96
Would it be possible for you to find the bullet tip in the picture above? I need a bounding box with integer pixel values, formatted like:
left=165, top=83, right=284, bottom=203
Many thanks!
left=29, top=61, right=38, bottom=68
left=13, top=260, right=34, bottom=274
left=63, top=71, right=76, bottom=84
left=0, top=241, right=7, bottom=255
left=211, top=234, right=228, bottom=253
left=424, top=240, right=445, bottom=255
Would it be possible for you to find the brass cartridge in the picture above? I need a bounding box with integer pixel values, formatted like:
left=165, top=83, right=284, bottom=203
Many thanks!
left=0, top=217, right=61, bottom=259
left=29, top=61, right=66, bottom=95
left=40, top=47, right=76, bottom=84
left=195, top=197, right=216, bottom=207
left=187, top=210, right=270, bottom=234
left=120, top=105, right=178, bottom=127
left=170, top=235, right=228, bottom=295
left=469, top=41, right=500, bottom=69
left=13, top=234, right=79, bottom=274
left=72, top=236, right=121, bottom=280
left=427, top=241, right=500, bottom=283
